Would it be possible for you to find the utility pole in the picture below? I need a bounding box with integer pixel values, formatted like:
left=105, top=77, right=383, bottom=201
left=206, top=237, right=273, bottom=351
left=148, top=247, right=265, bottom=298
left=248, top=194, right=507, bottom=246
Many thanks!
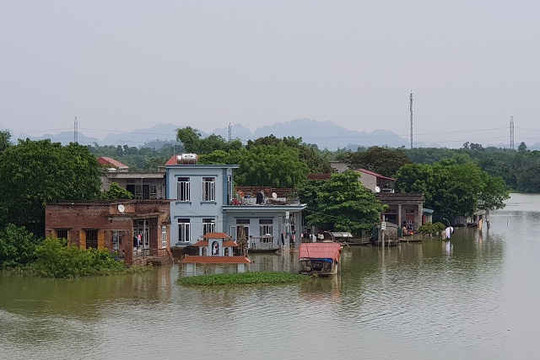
left=509, top=116, right=515, bottom=150
left=409, top=92, right=414, bottom=149
left=73, top=116, right=79, bottom=144
left=227, top=122, right=232, bottom=142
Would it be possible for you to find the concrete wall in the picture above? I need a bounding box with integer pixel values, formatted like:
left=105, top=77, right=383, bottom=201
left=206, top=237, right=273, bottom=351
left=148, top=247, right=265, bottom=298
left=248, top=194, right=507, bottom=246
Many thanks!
left=358, top=172, right=377, bottom=192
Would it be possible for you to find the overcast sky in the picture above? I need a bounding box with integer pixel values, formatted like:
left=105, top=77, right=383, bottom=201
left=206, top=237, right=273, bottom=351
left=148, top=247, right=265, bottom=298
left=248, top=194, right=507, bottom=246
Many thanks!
left=1, top=0, right=539, bottom=145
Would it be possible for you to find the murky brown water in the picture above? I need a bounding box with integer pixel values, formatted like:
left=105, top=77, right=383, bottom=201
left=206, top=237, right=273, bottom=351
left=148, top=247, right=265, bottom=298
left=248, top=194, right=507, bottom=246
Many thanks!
left=1, top=193, right=539, bottom=359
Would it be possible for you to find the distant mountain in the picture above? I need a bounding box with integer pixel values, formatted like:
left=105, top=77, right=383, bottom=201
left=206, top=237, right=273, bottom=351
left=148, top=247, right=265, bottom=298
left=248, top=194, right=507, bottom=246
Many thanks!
left=101, top=123, right=179, bottom=146
left=253, top=119, right=407, bottom=149
left=30, top=119, right=408, bottom=149
left=35, top=131, right=99, bottom=145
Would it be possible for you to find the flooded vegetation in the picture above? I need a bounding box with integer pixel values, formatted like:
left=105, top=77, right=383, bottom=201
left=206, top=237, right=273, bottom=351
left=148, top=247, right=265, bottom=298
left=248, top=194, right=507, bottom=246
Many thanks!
left=0, top=194, right=538, bottom=359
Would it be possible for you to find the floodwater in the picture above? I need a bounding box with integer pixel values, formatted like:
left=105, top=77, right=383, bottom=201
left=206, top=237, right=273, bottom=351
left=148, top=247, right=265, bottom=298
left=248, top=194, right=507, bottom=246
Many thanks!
left=1, top=193, right=540, bottom=359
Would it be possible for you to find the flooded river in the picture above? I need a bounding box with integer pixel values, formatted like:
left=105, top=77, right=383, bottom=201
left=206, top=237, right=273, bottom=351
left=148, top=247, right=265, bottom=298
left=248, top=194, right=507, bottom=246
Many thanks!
left=1, top=193, right=540, bottom=359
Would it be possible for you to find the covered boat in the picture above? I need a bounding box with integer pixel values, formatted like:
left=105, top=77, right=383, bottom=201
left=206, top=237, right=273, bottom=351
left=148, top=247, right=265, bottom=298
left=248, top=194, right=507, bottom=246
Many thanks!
left=298, top=242, right=342, bottom=275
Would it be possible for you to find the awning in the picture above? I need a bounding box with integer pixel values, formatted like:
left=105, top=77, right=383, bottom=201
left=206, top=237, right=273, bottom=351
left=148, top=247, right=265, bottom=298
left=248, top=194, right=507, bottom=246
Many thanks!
left=299, top=243, right=342, bottom=262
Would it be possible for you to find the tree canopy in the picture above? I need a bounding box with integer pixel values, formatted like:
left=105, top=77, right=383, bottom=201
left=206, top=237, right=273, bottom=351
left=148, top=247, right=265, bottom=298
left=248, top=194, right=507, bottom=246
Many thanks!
left=299, top=171, right=383, bottom=235
left=0, top=139, right=101, bottom=235
left=176, top=127, right=242, bottom=154
left=346, top=146, right=411, bottom=177
left=395, top=158, right=509, bottom=222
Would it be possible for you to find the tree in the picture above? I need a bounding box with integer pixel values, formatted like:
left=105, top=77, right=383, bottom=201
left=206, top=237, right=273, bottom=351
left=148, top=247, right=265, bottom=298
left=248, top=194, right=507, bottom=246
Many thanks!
left=0, top=140, right=101, bottom=235
left=304, top=171, right=383, bottom=235
left=101, top=182, right=134, bottom=200
left=176, top=127, right=242, bottom=154
left=347, top=146, right=410, bottom=177
left=395, top=158, right=509, bottom=222
left=0, top=130, right=11, bottom=152
left=518, top=142, right=528, bottom=152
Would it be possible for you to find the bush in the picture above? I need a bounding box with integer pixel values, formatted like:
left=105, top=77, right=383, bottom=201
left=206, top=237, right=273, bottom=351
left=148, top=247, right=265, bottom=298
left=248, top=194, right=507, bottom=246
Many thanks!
left=32, top=237, right=126, bottom=278
left=418, top=222, right=446, bottom=236
left=0, top=224, right=41, bottom=268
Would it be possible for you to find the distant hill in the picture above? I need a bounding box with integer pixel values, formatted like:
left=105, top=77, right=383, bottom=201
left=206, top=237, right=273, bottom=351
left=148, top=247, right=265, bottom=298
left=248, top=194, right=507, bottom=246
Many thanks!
left=28, top=119, right=408, bottom=149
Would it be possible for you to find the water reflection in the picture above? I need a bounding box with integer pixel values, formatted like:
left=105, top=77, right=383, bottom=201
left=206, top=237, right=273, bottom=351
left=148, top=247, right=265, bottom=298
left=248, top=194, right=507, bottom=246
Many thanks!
left=0, top=202, right=523, bottom=360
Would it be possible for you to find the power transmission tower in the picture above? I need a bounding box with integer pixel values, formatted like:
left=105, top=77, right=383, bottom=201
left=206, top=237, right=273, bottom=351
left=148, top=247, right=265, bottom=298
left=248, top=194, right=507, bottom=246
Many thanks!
left=409, top=92, right=414, bottom=149
left=73, top=116, right=79, bottom=143
left=509, top=116, right=515, bottom=150
left=227, top=122, right=232, bottom=142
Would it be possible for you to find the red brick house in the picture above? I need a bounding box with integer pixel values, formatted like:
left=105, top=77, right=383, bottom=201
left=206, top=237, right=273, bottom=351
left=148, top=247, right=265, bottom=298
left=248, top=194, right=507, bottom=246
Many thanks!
left=45, top=200, right=172, bottom=265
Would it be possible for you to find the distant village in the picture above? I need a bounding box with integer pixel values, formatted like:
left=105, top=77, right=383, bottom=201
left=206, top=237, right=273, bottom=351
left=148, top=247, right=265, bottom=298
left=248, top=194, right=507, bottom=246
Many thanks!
left=44, top=153, right=474, bottom=267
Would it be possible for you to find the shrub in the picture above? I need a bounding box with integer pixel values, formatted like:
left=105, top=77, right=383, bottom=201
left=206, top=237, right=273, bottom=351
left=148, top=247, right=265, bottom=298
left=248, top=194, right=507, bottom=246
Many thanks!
left=32, top=237, right=126, bottom=278
left=418, top=222, right=446, bottom=236
left=0, top=224, right=41, bottom=268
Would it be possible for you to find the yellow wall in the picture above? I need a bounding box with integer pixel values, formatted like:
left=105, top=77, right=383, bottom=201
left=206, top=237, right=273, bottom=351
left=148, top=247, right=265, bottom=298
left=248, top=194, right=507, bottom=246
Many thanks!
left=79, top=230, right=86, bottom=249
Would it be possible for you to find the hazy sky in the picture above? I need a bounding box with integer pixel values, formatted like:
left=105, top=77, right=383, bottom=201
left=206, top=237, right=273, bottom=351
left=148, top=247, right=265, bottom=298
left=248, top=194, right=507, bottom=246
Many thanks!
left=1, top=0, right=539, bottom=145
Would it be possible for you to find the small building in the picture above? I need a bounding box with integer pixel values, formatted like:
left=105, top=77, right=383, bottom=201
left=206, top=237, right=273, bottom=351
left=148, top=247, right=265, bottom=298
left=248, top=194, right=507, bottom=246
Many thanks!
left=98, top=156, right=166, bottom=200
left=356, top=168, right=396, bottom=193
left=376, top=193, right=424, bottom=231
left=45, top=200, right=172, bottom=265
left=329, top=161, right=349, bottom=173
left=182, top=232, right=250, bottom=265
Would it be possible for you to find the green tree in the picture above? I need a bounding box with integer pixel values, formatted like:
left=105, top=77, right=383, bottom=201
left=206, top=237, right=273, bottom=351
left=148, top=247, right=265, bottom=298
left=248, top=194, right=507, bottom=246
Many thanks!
left=518, top=142, right=527, bottom=152
left=396, top=158, right=509, bottom=222
left=101, top=182, right=134, bottom=200
left=305, top=171, right=383, bottom=235
left=0, top=224, right=41, bottom=268
left=176, top=127, right=242, bottom=154
left=0, top=140, right=101, bottom=235
left=347, top=146, right=410, bottom=177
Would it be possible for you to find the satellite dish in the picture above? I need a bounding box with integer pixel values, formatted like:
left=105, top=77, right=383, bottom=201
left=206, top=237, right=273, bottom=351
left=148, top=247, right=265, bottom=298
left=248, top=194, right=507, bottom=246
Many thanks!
left=272, top=192, right=278, bottom=199
left=117, top=204, right=125, bottom=213
left=375, top=186, right=381, bottom=193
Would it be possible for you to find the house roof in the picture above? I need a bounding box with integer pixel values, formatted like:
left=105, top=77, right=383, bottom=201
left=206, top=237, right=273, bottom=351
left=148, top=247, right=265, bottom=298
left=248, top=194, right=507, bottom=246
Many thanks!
left=181, top=255, right=251, bottom=264
left=165, top=155, right=238, bottom=168
left=203, top=232, right=232, bottom=240
left=97, top=157, right=129, bottom=169
left=357, top=168, right=396, bottom=182
left=299, top=243, right=342, bottom=262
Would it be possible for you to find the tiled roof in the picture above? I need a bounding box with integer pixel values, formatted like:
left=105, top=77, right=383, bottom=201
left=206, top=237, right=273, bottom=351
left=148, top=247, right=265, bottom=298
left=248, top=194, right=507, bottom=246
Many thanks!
left=192, top=240, right=208, bottom=247
left=357, top=168, right=396, bottom=182
left=165, top=155, right=178, bottom=165
left=181, top=256, right=251, bottom=264
left=222, top=241, right=238, bottom=247
left=203, top=232, right=232, bottom=239
left=97, top=157, right=129, bottom=169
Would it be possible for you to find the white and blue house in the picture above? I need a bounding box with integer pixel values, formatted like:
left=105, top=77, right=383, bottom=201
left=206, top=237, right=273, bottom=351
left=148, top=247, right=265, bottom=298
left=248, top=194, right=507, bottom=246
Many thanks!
left=165, top=155, right=306, bottom=251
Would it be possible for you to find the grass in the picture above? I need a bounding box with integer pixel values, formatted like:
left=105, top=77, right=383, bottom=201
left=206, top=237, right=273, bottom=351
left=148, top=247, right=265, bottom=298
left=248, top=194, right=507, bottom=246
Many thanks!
left=178, top=272, right=308, bottom=286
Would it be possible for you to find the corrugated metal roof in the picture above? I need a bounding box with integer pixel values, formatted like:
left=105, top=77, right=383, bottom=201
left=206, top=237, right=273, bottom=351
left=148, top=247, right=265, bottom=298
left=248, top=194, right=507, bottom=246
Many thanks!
left=299, top=243, right=342, bottom=262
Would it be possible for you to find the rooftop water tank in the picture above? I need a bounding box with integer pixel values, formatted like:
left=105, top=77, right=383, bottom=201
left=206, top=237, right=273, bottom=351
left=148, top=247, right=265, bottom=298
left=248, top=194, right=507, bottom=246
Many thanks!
left=177, top=153, right=198, bottom=164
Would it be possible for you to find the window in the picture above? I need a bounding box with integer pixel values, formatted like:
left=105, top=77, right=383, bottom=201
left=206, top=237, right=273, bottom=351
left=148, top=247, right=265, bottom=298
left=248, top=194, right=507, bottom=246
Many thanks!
left=112, top=230, right=120, bottom=251
left=236, top=219, right=250, bottom=225
left=259, top=219, right=273, bottom=243
left=202, top=177, right=216, bottom=201
left=178, top=219, right=191, bottom=243
left=150, top=185, right=157, bottom=199
left=86, top=229, right=98, bottom=249
left=161, top=226, right=167, bottom=249
left=203, top=218, right=216, bottom=235
left=177, top=177, right=190, bottom=201
left=56, top=229, right=68, bottom=240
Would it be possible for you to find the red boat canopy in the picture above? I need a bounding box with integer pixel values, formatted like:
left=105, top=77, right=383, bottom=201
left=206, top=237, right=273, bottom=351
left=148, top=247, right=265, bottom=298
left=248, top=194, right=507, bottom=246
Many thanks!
left=299, top=243, right=342, bottom=262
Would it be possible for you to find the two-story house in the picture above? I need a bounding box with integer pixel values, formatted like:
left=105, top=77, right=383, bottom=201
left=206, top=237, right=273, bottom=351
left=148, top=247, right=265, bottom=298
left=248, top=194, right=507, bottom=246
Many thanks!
left=165, top=155, right=306, bottom=251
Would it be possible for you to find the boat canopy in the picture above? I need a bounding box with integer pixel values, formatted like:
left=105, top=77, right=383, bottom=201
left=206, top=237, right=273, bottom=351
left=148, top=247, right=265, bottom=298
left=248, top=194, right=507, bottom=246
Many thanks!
left=299, top=243, right=342, bottom=262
